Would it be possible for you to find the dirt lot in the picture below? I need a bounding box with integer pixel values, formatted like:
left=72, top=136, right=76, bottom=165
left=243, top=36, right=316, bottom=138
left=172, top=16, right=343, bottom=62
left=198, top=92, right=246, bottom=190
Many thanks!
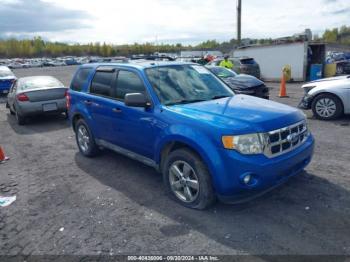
left=0, top=66, right=349, bottom=257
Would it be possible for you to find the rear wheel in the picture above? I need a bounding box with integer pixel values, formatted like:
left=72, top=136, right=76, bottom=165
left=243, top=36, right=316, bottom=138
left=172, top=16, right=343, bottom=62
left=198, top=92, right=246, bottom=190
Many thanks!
left=15, top=108, right=26, bottom=125
left=163, top=148, right=215, bottom=209
left=312, top=94, right=343, bottom=120
left=75, top=119, right=99, bottom=157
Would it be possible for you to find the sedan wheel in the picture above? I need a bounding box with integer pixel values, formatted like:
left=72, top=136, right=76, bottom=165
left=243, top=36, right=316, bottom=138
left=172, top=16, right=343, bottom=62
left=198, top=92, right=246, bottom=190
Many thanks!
left=15, top=108, right=25, bottom=125
left=169, top=160, right=200, bottom=203
left=312, top=94, right=343, bottom=120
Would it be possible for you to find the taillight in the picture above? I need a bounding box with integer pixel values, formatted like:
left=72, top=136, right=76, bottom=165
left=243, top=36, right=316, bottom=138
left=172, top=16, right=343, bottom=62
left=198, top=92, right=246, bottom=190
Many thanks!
left=17, top=93, right=29, bottom=102
left=65, top=89, right=71, bottom=110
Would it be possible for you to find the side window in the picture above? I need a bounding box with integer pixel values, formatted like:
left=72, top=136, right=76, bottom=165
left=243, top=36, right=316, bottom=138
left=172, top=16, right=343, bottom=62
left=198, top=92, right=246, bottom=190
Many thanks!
left=71, top=68, right=92, bottom=91
left=90, top=71, right=114, bottom=97
left=115, top=70, right=146, bottom=100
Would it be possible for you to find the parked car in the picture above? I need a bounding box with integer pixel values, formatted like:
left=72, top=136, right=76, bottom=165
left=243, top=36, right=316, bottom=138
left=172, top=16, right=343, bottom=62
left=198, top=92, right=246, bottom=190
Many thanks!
left=207, top=57, right=261, bottom=78
left=207, top=66, right=269, bottom=99
left=6, top=76, right=68, bottom=125
left=68, top=61, right=314, bottom=209
left=299, top=75, right=350, bottom=120
left=8, top=62, right=24, bottom=69
left=335, top=61, right=350, bottom=75
left=0, top=66, right=16, bottom=95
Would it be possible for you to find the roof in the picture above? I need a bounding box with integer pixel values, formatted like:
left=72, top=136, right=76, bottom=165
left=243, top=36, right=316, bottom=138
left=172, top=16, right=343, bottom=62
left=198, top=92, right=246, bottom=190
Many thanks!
left=0, top=66, right=11, bottom=72
left=82, top=60, right=195, bottom=70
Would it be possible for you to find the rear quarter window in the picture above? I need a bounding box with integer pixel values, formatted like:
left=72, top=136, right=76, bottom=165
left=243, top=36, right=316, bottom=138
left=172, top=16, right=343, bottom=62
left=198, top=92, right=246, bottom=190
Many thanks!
left=71, top=68, right=93, bottom=91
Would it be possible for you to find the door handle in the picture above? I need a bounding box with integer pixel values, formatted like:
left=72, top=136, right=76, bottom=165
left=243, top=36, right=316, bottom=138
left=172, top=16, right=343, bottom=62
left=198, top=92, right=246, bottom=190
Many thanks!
left=112, top=108, right=122, bottom=113
left=84, top=100, right=92, bottom=106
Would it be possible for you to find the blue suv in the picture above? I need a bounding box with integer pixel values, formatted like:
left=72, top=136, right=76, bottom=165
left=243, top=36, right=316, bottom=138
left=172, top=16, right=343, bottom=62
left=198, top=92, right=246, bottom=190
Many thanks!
left=68, top=61, right=314, bottom=209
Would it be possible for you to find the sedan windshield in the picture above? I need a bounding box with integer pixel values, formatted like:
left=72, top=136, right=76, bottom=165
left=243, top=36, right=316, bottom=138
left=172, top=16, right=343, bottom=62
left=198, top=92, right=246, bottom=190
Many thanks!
left=208, top=67, right=237, bottom=78
left=146, top=64, right=233, bottom=105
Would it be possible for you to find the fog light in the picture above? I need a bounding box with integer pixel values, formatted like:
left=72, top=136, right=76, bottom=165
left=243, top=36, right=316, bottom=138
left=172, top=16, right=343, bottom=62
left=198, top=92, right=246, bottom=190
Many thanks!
left=243, top=174, right=252, bottom=185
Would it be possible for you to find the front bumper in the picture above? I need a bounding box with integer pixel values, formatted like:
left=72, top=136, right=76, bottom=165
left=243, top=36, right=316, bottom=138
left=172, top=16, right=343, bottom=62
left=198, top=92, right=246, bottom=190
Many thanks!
left=298, top=94, right=313, bottom=110
left=212, top=135, right=315, bottom=203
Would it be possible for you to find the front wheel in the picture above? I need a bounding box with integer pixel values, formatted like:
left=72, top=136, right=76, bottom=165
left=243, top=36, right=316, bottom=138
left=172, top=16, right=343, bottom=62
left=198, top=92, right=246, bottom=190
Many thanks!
left=163, top=148, right=215, bottom=210
left=75, top=119, right=99, bottom=157
left=312, top=94, right=343, bottom=120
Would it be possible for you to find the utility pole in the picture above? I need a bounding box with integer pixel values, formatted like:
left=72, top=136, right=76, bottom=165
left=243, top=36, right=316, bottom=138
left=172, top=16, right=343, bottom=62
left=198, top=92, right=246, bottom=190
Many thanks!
left=237, top=0, right=242, bottom=46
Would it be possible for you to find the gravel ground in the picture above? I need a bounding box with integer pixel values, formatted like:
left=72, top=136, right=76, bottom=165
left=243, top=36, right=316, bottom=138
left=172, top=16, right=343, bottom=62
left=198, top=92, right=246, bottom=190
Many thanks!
left=0, top=66, right=349, bottom=257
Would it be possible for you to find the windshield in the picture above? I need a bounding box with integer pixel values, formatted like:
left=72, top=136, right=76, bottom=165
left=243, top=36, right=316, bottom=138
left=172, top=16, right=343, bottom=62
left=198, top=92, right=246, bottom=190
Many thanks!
left=145, top=64, right=233, bottom=105
left=208, top=67, right=237, bottom=78
left=0, top=68, right=14, bottom=78
left=19, top=77, right=64, bottom=90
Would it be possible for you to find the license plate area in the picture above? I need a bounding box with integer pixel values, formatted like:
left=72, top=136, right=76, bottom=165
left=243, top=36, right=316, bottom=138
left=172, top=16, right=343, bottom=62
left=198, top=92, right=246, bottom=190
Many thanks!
left=42, top=103, right=58, bottom=112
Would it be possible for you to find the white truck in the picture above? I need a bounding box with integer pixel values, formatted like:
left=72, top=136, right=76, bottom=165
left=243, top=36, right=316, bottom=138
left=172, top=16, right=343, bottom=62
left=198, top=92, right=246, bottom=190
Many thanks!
left=234, top=42, right=325, bottom=82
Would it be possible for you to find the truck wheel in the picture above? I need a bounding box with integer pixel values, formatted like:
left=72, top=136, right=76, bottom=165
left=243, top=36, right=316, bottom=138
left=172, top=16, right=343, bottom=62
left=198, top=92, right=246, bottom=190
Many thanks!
left=312, top=94, right=343, bottom=120
left=75, top=119, right=99, bottom=157
left=163, top=148, right=215, bottom=210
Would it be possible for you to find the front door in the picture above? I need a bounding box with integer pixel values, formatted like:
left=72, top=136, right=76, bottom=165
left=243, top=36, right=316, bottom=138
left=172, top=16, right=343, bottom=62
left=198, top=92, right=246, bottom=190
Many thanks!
left=111, top=69, right=156, bottom=159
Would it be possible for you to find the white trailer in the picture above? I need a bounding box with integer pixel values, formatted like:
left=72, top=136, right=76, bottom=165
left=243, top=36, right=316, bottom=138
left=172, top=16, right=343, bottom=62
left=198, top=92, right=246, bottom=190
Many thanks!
left=234, top=42, right=325, bottom=82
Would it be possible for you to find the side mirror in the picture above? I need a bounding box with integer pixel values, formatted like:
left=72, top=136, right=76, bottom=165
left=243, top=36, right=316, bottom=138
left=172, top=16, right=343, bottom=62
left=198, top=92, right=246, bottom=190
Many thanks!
left=125, top=93, right=151, bottom=108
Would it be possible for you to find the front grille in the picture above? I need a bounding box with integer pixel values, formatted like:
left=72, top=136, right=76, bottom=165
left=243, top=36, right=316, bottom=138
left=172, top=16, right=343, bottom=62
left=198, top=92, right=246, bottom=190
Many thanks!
left=263, top=120, right=309, bottom=158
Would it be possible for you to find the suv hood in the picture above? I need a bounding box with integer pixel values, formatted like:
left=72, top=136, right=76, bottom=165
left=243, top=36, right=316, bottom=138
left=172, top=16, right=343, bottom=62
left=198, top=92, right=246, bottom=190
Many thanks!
left=168, top=95, right=304, bottom=134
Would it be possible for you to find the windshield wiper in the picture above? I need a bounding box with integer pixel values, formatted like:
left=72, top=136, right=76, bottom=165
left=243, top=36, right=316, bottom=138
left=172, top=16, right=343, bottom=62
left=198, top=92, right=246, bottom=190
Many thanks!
left=166, top=99, right=208, bottom=106
left=211, top=95, right=231, bottom=100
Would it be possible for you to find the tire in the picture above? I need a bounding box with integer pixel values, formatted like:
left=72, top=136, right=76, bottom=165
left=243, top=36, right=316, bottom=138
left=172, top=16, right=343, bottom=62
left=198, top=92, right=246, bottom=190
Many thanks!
left=162, top=148, right=215, bottom=210
left=8, top=103, right=15, bottom=115
left=75, top=119, right=99, bottom=157
left=336, top=65, right=344, bottom=75
left=15, top=108, right=26, bottom=125
left=311, top=93, right=343, bottom=120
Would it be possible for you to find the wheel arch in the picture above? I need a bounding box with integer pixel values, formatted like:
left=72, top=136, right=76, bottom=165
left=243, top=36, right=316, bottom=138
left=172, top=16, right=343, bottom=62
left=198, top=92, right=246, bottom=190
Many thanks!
left=156, top=134, right=222, bottom=192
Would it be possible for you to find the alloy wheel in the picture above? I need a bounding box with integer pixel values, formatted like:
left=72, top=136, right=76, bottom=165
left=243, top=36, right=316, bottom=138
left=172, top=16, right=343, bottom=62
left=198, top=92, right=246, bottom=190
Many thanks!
left=77, top=125, right=90, bottom=153
left=169, top=160, right=200, bottom=203
left=315, top=98, right=337, bottom=118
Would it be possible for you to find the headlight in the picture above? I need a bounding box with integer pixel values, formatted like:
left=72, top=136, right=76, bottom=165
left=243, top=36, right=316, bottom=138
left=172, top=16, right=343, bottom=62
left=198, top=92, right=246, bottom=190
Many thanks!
left=222, top=133, right=264, bottom=154
left=303, top=85, right=316, bottom=94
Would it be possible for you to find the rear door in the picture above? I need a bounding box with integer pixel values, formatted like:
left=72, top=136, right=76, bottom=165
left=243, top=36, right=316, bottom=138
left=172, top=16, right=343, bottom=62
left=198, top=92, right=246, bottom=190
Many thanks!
left=86, top=67, right=119, bottom=142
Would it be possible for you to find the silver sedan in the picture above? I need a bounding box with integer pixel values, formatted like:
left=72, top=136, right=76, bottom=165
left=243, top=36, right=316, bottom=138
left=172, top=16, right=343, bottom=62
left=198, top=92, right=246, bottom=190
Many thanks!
left=299, top=76, right=350, bottom=120
left=6, top=76, right=68, bottom=125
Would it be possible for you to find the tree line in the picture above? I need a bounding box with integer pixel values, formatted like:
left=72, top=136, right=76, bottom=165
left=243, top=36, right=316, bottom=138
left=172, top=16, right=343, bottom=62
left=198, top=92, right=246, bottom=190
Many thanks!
left=0, top=26, right=349, bottom=58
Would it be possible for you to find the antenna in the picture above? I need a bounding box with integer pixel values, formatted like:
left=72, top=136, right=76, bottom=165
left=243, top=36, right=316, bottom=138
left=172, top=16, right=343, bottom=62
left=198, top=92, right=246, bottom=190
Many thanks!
left=237, top=0, right=242, bottom=46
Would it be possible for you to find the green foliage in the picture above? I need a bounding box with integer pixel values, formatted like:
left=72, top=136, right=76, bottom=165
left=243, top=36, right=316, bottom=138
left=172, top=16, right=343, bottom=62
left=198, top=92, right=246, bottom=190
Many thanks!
left=322, top=25, right=350, bottom=44
left=1, top=25, right=349, bottom=59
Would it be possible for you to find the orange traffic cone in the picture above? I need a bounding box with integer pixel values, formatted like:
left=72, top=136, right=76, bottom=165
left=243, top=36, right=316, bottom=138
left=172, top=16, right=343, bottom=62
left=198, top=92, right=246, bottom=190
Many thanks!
left=0, top=146, right=9, bottom=163
left=279, top=75, right=289, bottom=98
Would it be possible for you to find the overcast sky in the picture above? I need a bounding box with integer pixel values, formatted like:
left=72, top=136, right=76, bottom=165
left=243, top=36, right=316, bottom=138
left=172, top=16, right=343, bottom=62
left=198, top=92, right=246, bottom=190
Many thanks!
left=0, top=0, right=349, bottom=44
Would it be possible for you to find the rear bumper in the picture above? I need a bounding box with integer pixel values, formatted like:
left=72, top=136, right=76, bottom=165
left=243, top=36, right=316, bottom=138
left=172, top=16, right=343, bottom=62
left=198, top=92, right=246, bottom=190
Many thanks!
left=213, top=135, right=315, bottom=203
left=16, top=98, right=67, bottom=116
left=0, top=86, right=10, bottom=94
